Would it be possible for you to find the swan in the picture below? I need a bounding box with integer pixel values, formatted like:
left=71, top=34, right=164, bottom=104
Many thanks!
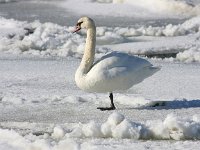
left=73, top=17, right=160, bottom=111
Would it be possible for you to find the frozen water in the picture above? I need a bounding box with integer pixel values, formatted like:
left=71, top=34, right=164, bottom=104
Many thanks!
left=67, top=112, right=200, bottom=140
left=0, top=0, right=16, bottom=3
left=0, top=16, right=200, bottom=62
left=0, top=0, right=200, bottom=149
left=60, top=0, right=200, bottom=19
left=0, top=113, right=200, bottom=149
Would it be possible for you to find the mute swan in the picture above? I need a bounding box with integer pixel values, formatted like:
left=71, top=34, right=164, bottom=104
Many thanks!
left=73, top=17, right=160, bottom=111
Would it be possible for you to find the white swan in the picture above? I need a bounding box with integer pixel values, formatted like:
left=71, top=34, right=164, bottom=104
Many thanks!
left=73, top=17, right=160, bottom=111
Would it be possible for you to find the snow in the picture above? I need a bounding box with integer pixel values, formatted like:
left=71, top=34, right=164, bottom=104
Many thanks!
left=67, top=112, right=200, bottom=140
left=59, top=0, right=200, bottom=18
left=0, top=113, right=200, bottom=149
left=1, top=96, right=24, bottom=104
left=0, top=16, right=200, bottom=62
left=0, top=0, right=16, bottom=3
left=176, top=46, right=200, bottom=62
left=52, top=126, right=65, bottom=139
left=0, top=0, right=200, bottom=149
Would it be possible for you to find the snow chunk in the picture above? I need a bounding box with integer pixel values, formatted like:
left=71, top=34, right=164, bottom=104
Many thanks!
left=101, top=112, right=125, bottom=137
left=0, top=16, right=200, bottom=61
left=0, top=128, right=80, bottom=150
left=67, top=112, right=200, bottom=140
left=112, top=119, right=141, bottom=139
left=0, top=17, right=26, bottom=39
left=82, top=121, right=102, bottom=137
left=52, top=126, right=65, bottom=139
left=0, top=18, right=85, bottom=57
left=106, top=112, right=125, bottom=126
left=1, top=96, right=25, bottom=104
left=0, top=129, right=29, bottom=149
left=176, top=46, right=200, bottom=63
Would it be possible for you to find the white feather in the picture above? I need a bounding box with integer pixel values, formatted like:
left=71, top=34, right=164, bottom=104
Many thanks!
left=75, top=17, right=160, bottom=93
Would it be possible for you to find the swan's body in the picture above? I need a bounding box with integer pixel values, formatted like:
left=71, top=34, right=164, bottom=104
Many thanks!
left=76, top=51, right=158, bottom=93
left=73, top=17, right=160, bottom=110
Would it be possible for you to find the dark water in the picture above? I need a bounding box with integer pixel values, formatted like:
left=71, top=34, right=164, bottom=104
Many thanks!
left=0, top=0, right=186, bottom=27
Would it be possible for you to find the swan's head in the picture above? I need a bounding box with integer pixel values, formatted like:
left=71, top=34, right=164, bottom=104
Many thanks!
left=73, top=17, right=95, bottom=33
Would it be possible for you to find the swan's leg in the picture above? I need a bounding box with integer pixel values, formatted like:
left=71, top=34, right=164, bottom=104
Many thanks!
left=109, top=93, right=116, bottom=109
left=97, top=93, right=116, bottom=111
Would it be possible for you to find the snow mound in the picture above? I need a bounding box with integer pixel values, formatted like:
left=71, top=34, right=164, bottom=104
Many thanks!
left=52, top=126, right=65, bottom=139
left=0, top=113, right=200, bottom=149
left=114, top=16, right=200, bottom=36
left=177, top=46, right=200, bottom=63
left=0, top=17, right=200, bottom=61
left=0, top=128, right=80, bottom=150
left=1, top=96, right=25, bottom=104
left=0, top=17, right=26, bottom=38
left=68, top=112, right=200, bottom=140
left=0, top=17, right=85, bottom=57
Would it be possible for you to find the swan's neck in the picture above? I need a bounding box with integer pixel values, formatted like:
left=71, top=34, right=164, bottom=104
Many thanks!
left=79, top=27, right=96, bottom=74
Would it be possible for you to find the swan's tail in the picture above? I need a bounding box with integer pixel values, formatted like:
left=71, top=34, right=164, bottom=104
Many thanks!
left=132, top=65, right=161, bottom=85
left=140, top=65, right=161, bottom=80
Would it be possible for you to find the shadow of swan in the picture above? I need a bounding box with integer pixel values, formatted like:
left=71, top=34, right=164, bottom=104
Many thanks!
left=122, top=99, right=200, bottom=110
left=142, top=99, right=200, bottom=110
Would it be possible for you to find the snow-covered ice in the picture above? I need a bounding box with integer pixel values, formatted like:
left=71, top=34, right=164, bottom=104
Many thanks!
left=68, top=112, right=200, bottom=140
left=0, top=0, right=15, bottom=3
left=0, top=53, right=200, bottom=149
left=59, top=0, right=200, bottom=18
left=0, top=16, right=200, bottom=62
left=0, top=113, right=200, bottom=149
left=0, top=0, right=200, bottom=149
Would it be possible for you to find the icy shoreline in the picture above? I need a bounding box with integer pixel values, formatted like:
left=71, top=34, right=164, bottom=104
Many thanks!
left=0, top=112, right=200, bottom=150
left=0, top=0, right=200, bottom=149
left=0, top=16, right=200, bottom=62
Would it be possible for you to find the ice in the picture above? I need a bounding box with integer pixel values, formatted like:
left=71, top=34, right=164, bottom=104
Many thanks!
left=176, top=46, right=200, bottom=62
left=52, top=126, right=65, bottom=139
left=112, top=119, right=141, bottom=139
left=0, top=57, right=199, bottom=147
left=0, top=17, right=26, bottom=38
left=0, top=114, right=200, bottom=149
left=106, top=112, right=125, bottom=126
left=0, top=113, right=199, bottom=150
left=0, top=0, right=15, bottom=3
left=82, top=121, right=102, bottom=137
left=0, top=0, right=200, bottom=149
left=0, top=16, right=200, bottom=62
left=59, top=0, right=200, bottom=18
left=67, top=112, right=200, bottom=140
left=54, top=139, right=80, bottom=150
left=1, top=96, right=24, bottom=104
left=0, top=129, right=28, bottom=150
left=124, top=0, right=200, bottom=17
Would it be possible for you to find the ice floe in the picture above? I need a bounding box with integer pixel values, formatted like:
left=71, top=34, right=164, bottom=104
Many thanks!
left=0, top=16, right=200, bottom=62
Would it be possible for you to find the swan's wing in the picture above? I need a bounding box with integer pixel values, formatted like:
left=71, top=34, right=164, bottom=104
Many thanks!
left=88, top=52, right=153, bottom=80
left=92, top=52, right=152, bottom=71
left=85, top=52, right=159, bottom=92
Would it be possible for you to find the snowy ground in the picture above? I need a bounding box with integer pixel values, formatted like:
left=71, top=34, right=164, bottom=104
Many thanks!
left=0, top=0, right=200, bottom=149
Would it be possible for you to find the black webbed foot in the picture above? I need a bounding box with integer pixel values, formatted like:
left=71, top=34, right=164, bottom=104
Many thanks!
left=97, top=93, right=116, bottom=111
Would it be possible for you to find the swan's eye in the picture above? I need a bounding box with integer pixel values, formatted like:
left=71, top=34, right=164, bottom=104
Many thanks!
left=77, top=21, right=83, bottom=27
